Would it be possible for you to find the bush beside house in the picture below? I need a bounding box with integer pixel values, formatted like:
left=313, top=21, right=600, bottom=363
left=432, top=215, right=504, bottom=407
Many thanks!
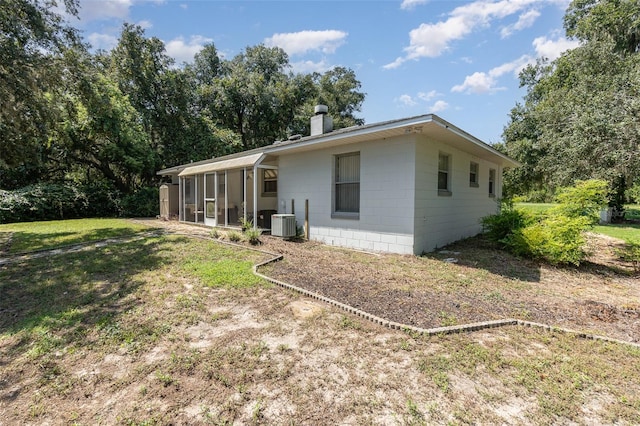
left=482, top=180, right=608, bottom=265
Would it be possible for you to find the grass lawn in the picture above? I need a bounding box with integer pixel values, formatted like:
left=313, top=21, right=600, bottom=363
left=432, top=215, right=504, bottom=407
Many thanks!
left=0, top=218, right=153, bottom=254
left=1, top=220, right=639, bottom=424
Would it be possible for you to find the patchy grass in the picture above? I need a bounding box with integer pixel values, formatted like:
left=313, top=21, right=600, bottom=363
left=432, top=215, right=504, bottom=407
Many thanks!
left=1, top=219, right=639, bottom=424
left=0, top=218, right=152, bottom=254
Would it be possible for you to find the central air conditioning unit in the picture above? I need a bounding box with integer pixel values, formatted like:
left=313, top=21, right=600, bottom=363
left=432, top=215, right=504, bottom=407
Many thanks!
left=271, top=214, right=296, bottom=237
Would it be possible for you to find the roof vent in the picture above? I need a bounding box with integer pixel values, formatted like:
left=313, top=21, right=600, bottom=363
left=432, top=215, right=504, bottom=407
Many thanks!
left=310, top=105, right=333, bottom=136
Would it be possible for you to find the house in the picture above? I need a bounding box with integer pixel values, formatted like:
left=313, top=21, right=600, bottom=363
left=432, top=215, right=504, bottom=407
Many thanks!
left=157, top=107, right=519, bottom=255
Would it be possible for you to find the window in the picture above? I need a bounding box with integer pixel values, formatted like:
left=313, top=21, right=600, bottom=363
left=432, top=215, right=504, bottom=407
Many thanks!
left=262, top=169, right=277, bottom=196
left=489, top=168, right=496, bottom=197
left=469, top=162, right=479, bottom=187
left=438, top=153, right=451, bottom=195
left=334, top=152, right=360, bottom=216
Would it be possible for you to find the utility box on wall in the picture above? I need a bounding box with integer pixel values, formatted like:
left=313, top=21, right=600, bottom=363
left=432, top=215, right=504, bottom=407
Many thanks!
left=271, top=214, right=296, bottom=237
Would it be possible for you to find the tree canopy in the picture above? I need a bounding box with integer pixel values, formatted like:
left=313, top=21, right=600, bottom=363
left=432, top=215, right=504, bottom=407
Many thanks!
left=0, top=3, right=366, bottom=194
left=501, top=0, right=640, bottom=205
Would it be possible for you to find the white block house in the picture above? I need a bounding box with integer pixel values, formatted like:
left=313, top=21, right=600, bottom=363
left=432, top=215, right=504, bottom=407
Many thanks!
left=158, top=110, right=519, bottom=255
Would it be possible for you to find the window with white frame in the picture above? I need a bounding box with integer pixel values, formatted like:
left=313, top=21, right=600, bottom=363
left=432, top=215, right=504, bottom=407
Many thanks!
left=334, top=152, right=360, bottom=216
left=262, top=169, right=277, bottom=196
left=489, top=168, right=496, bottom=197
left=469, top=162, right=479, bottom=187
left=438, top=153, right=451, bottom=195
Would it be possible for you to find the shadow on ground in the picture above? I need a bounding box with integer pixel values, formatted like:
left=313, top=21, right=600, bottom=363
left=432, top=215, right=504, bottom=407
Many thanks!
left=0, top=235, right=188, bottom=367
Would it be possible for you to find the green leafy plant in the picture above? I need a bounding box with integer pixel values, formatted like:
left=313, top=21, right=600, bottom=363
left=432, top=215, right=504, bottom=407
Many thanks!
left=507, top=215, right=590, bottom=265
left=551, top=179, right=608, bottom=225
left=482, top=181, right=607, bottom=265
left=227, top=231, right=243, bottom=242
left=481, top=200, right=531, bottom=245
left=243, top=227, right=262, bottom=245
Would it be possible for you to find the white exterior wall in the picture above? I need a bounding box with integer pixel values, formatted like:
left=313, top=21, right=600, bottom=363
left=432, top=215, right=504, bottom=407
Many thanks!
left=413, top=136, right=502, bottom=254
left=277, top=135, right=417, bottom=254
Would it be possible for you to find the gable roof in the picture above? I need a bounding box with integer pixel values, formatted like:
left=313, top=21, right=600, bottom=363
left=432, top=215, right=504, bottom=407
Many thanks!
left=158, top=114, right=519, bottom=176
left=268, top=114, right=519, bottom=168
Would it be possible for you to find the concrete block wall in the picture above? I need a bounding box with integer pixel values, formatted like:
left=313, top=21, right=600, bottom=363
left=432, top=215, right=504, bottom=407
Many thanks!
left=413, top=135, right=502, bottom=254
left=277, top=135, right=417, bottom=254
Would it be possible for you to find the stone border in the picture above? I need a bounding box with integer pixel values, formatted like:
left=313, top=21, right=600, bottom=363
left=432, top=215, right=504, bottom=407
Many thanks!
left=253, top=253, right=640, bottom=348
left=3, top=226, right=638, bottom=349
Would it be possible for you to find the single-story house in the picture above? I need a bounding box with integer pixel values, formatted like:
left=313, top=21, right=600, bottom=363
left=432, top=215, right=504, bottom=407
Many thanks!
left=157, top=107, right=519, bottom=255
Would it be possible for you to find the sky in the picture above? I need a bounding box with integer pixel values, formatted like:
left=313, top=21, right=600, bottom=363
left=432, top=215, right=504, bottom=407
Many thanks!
left=70, top=0, right=579, bottom=145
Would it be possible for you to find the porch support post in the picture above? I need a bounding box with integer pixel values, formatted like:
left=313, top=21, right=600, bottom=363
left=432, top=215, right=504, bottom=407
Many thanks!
left=178, top=176, right=183, bottom=222
left=253, top=164, right=258, bottom=229
left=242, top=167, right=247, bottom=223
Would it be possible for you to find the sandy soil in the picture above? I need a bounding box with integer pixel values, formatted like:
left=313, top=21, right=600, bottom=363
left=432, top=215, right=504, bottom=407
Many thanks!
left=149, top=219, right=640, bottom=344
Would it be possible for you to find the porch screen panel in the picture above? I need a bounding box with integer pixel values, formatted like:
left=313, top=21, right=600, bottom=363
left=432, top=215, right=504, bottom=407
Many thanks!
left=205, top=174, right=215, bottom=198
left=335, top=152, right=360, bottom=213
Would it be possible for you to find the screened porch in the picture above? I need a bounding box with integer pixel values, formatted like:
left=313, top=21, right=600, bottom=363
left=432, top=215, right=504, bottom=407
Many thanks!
left=177, top=153, right=278, bottom=229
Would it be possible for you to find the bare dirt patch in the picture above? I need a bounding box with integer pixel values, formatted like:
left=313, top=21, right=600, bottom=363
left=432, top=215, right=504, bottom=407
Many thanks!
left=145, top=219, right=640, bottom=343
left=2, top=220, right=638, bottom=424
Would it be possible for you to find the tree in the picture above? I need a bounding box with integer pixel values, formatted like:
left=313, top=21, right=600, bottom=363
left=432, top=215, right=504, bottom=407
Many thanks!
left=209, top=45, right=296, bottom=150
left=0, top=0, right=80, bottom=187
left=288, top=67, right=366, bottom=136
left=502, top=0, right=640, bottom=208
left=52, top=50, right=154, bottom=192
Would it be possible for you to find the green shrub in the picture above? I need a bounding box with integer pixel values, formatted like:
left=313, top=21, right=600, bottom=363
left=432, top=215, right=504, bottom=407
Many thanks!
left=227, top=231, right=243, bottom=242
left=0, top=183, right=90, bottom=223
left=627, top=184, right=640, bottom=204
left=481, top=206, right=530, bottom=245
left=244, top=227, right=262, bottom=245
left=481, top=181, right=606, bottom=265
left=551, top=179, right=608, bottom=225
left=0, top=182, right=157, bottom=224
left=506, top=215, right=590, bottom=265
left=119, top=187, right=159, bottom=217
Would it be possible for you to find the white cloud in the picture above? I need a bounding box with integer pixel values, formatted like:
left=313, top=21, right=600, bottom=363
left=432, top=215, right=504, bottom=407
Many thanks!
left=533, top=36, right=580, bottom=60
left=384, top=0, right=539, bottom=68
left=137, top=20, right=153, bottom=29
left=290, top=60, right=332, bottom=74
left=396, top=90, right=446, bottom=109
left=501, top=9, right=540, bottom=38
left=396, top=94, right=418, bottom=106
left=78, top=0, right=133, bottom=22
left=87, top=32, right=119, bottom=51
left=451, top=34, right=580, bottom=95
left=400, top=0, right=429, bottom=10
left=180, top=3, right=187, bottom=9
left=417, top=90, right=439, bottom=102
left=429, top=100, right=449, bottom=113
left=452, top=54, right=531, bottom=94
left=452, top=72, right=502, bottom=94
left=264, top=30, right=348, bottom=56
left=165, top=35, right=213, bottom=64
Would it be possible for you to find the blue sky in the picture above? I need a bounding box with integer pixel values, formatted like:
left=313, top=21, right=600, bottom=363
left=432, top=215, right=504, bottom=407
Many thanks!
left=71, top=0, right=578, bottom=144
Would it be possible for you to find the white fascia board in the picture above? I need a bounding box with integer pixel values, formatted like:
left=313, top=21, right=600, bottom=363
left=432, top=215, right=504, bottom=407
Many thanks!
left=431, top=116, right=521, bottom=168
left=266, top=115, right=436, bottom=154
